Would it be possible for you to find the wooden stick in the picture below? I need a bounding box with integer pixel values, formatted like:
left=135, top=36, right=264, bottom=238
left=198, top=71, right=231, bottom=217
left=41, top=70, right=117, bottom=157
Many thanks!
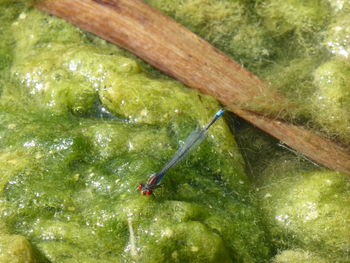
left=35, top=0, right=350, bottom=174
left=235, top=109, right=350, bottom=172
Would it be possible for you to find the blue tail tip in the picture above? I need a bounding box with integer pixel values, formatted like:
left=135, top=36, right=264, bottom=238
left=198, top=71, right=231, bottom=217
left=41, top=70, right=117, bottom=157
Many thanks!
left=216, top=109, right=225, bottom=117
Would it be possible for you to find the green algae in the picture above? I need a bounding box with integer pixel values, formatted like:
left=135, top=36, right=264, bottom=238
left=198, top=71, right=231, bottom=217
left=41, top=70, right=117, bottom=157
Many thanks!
left=4, top=8, right=227, bottom=125
left=312, top=57, right=350, bottom=141
left=0, top=234, right=35, bottom=263
left=272, top=249, right=331, bottom=263
left=0, top=108, right=270, bottom=262
left=258, top=168, right=350, bottom=262
left=144, top=0, right=275, bottom=72
left=0, top=2, right=272, bottom=262
left=327, top=0, right=350, bottom=14
left=3, top=8, right=138, bottom=115
left=235, top=122, right=350, bottom=262
left=0, top=0, right=26, bottom=94
left=324, top=14, right=350, bottom=57
left=4, top=0, right=350, bottom=142
left=145, top=0, right=350, bottom=143
left=1, top=0, right=350, bottom=262
left=256, top=0, right=329, bottom=35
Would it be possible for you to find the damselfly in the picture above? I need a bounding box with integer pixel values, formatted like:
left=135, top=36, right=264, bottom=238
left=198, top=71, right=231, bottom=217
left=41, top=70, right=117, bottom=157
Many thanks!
left=137, top=109, right=225, bottom=195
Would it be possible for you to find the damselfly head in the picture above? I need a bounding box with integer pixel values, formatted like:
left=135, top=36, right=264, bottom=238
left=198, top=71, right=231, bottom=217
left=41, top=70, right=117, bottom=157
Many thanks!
left=137, top=184, right=153, bottom=195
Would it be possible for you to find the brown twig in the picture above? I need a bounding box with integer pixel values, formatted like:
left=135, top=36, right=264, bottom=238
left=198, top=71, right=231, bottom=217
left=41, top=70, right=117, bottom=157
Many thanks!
left=35, top=0, right=350, bottom=174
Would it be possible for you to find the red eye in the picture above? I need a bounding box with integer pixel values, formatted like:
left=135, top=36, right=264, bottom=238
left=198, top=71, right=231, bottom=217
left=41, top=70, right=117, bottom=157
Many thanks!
left=137, top=184, right=143, bottom=190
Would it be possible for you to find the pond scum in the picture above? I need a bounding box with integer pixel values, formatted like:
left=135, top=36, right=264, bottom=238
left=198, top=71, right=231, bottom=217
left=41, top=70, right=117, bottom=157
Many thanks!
left=0, top=0, right=349, bottom=262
